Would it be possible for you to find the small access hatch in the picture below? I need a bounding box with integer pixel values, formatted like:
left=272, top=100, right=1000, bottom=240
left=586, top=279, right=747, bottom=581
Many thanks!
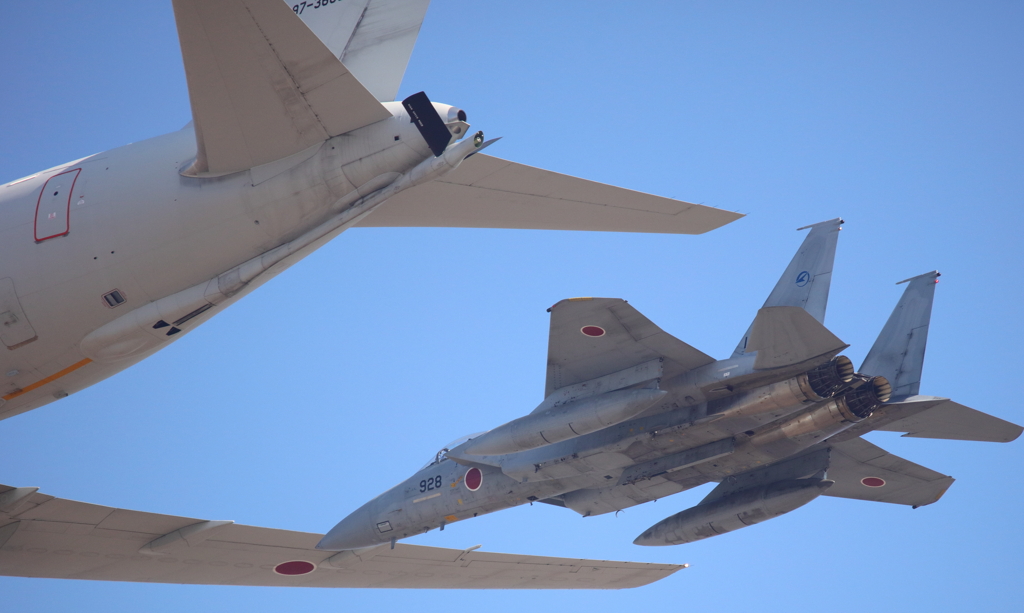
left=34, top=168, right=81, bottom=242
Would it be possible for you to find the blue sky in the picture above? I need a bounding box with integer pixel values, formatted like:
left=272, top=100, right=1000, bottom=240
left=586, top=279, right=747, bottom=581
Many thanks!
left=2, top=1, right=1023, bottom=610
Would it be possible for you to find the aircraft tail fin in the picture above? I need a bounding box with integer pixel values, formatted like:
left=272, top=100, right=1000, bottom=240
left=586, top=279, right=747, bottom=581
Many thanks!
left=733, top=219, right=843, bottom=357
left=296, top=0, right=431, bottom=102
left=173, top=0, right=391, bottom=176
left=860, top=271, right=940, bottom=400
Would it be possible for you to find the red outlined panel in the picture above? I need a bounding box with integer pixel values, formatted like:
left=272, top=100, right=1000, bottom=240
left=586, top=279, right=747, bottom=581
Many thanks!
left=34, top=168, right=80, bottom=242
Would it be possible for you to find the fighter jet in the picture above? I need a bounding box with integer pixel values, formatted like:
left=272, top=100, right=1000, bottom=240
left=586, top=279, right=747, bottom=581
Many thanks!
left=0, top=0, right=740, bottom=422
left=314, top=218, right=1022, bottom=551
left=2, top=220, right=1016, bottom=589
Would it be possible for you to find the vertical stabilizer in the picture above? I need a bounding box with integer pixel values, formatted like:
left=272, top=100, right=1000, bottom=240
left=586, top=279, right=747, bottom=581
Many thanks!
left=296, top=0, right=431, bottom=102
left=733, top=218, right=843, bottom=356
left=860, top=271, right=940, bottom=400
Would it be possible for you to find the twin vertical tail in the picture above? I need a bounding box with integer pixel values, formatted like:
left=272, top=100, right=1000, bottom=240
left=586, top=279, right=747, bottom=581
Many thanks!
left=859, top=271, right=940, bottom=401
left=856, top=272, right=1021, bottom=442
left=733, top=218, right=844, bottom=359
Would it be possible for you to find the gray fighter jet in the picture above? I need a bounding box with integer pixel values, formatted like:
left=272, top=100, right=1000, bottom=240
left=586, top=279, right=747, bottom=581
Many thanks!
left=2, top=220, right=1016, bottom=589
left=315, top=218, right=1021, bottom=551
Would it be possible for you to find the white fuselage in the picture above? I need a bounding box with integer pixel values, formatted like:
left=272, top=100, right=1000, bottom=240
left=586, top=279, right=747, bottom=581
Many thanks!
left=0, top=102, right=444, bottom=420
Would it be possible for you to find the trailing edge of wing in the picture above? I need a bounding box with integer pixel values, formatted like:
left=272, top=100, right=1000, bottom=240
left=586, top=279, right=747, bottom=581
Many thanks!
left=173, top=0, right=391, bottom=176
left=354, top=153, right=743, bottom=234
left=0, top=484, right=681, bottom=589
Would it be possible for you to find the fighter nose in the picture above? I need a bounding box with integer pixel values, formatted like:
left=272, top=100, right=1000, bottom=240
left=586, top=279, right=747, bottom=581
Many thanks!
left=316, top=505, right=380, bottom=551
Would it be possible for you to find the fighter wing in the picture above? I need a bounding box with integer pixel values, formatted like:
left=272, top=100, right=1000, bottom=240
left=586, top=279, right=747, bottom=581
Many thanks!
left=298, top=0, right=432, bottom=102
left=822, top=437, right=954, bottom=507
left=173, top=0, right=391, bottom=176
left=354, top=154, right=743, bottom=234
left=0, top=484, right=680, bottom=589
left=544, top=298, right=715, bottom=397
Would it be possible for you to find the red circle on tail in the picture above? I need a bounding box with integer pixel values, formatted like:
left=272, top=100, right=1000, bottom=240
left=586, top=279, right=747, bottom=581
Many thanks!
left=581, top=326, right=605, bottom=337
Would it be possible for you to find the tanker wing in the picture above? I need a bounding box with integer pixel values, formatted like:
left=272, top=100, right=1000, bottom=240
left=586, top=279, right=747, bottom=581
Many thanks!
left=0, top=483, right=682, bottom=589
left=543, top=298, right=715, bottom=397
left=822, top=437, right=954, bottom=507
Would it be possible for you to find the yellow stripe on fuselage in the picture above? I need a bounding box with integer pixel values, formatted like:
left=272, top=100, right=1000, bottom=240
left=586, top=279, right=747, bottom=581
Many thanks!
left=2, top=358, right=93, bottom=401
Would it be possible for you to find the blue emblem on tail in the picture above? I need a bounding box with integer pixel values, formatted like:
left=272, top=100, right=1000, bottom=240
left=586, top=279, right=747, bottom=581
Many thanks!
left=795, top=271, right=811, bottom=287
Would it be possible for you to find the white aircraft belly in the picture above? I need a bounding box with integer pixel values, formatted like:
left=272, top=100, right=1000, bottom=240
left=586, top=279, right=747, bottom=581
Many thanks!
left=0, top=113, right=430, bottom=420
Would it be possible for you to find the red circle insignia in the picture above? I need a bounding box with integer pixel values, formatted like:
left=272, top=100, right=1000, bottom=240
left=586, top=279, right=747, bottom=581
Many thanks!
left=465, top=467, right=483, bottom=491
left=861, top=477, right=886, bottom=488
left=274, top=560, right=316, bottom=575
left=581, top=326, right=605, bottom=337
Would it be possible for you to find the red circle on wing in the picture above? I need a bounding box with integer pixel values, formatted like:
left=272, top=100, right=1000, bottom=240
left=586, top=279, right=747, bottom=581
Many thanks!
left=274, top=560, right=316, bottom=576
left=581, top=326, right=605, bottom=337
left=861, top=477, right=886, bottom=488
left=465, top=467, right=483, bottom=491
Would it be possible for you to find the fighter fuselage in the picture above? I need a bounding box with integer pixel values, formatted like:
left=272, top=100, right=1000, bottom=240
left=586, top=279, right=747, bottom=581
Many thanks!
left=318, top=352, right=887, bottom=551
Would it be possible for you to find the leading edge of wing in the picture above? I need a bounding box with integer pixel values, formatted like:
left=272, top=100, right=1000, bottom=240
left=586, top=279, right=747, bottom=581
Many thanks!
left=354, top=153, right=743, bottom=234
left=0, top=484, right=682, bottom=589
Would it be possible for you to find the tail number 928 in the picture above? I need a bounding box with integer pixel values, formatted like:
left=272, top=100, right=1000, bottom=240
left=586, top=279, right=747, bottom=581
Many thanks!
left=419, top=475, right=443, bottom=493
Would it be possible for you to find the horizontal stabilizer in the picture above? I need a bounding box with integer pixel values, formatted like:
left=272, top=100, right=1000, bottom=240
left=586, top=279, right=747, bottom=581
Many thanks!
left=173, top=0, right=391, bottom=176
left=873, top=397, right=1023, bottom=443
left=545, top=298, right=715, bottom=396
left=860, top=271, right=940, bottom=400
left=354, top=153, right=743, bottom=234
left=748, top=306, right=848, bottom=370
left=297, top=0, right=430, bottom=102
left=733, top=218, right=843, bottom=356
left=0, top=484, right=681, bottom=589
left=823, top=437, right=954, bottom=507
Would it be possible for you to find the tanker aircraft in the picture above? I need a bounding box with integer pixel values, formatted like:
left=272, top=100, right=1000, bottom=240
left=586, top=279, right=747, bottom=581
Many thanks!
left=0, top=0, right=740, bottom=422
left=1, top=219, right=1018, bottom=588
